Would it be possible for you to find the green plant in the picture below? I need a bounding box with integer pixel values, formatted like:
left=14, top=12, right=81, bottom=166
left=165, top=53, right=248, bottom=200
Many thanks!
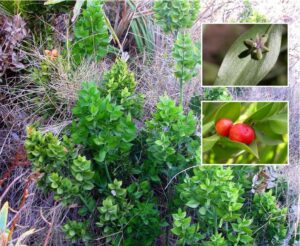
left=171, top=208, right=202, bottom=245
left=143, top=95, right=200, bottom=181
left=25, top=127, right=95, bottom=206
left=71, top=82, right=137, bottom=183
left=189, top=88, right=232, bottom=116
left=72, top=0, right=109, bottom=64
left=100, top=58, right=144, bottom=118
left=97, top=179, right=162, bottom=245
left=174, top=166, right=254, bottom=245
left=252, top=190, right=287, bottom=245
left=153, top=0, right=200, bottom=33
left=202, top=102, right=288, bottom=164
left=172, top=32, right=200, bottom=104
left=214, top=24, right=284, bottom=86
left=239, top=0, right=268, bottom=23
left=62, top=220, right=91, bottom=244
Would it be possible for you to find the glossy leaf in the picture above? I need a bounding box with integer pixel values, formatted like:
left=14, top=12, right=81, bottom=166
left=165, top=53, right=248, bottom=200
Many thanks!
left=245, top=102, right=286, bottom=123
left=203, top=135, right=220, bottom=152
left=215, top=102, right=241, bottom=123
left=219, top=138, right=259, bottom=159
left=266, top=113, right=288, bottom=134
left=202, top=121, right=214, bottom=136
left=214, top=24, right=283, bottom=85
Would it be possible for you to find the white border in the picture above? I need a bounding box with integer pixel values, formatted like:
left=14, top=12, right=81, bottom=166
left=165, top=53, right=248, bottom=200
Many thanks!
left=201, top=23, right=289, bottom=88
left=200, top=100, right=289, bottom=166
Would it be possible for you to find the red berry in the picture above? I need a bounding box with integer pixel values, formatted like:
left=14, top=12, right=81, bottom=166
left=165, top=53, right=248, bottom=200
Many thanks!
left=229, top=123, right=255, bottom=145
left=215, top=118, right=233, bottom=137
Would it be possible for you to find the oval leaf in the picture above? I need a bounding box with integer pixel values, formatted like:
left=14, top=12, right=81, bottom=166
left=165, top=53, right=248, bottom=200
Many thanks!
left=219, top=138, right=259, bottom=159
left=215, top=102, right=241, bottom=123
left=214, top=24, right=283, bottom=85
left=203, top=134, right=220, bottom=152
left=202, top=121, right=214, bottom=136
left=245, top=102, right=286, bottom=123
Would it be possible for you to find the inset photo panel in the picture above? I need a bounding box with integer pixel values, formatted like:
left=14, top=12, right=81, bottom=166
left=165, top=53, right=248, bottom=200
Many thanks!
left=201, top=101, right=288, bottom=165
left=202, top=24, right=288, bottom=86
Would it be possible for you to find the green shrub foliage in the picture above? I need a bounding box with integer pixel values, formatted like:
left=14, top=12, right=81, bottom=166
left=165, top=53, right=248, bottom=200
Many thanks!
left=71, top=82, right=137, bottom=179
left=72, top=0, right=109, bottom=63
left=177, top=166, right=253, bottom=245
left=153, top=0, right=200, bottom=33
left=25, top=57, right=289, bottom=245
left=62, top=220, right=91, bottom=244
left=252, top=190, right=288, bottom=245
left=25, top=127, right=95, bottom=206
left=171, top=208, right=202, bottom=245
left=172, top=32, right=200, bottom=104
left=144, top=95, right=200, bottom=181
left=97, top=179, right=162, bottom=245
left=100, top=59, right=144, bottom=118
left=172, top=166, right=288, bottom=245
left=172, top=32, right=200, bottom=82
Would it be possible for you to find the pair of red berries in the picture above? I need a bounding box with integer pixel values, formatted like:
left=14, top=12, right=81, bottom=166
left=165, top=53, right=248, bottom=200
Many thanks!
left=215, top=118, right=255, bottom=145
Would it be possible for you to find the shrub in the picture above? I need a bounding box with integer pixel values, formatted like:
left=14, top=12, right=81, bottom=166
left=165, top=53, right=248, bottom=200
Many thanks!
left=172, top=32, right=200, bottom=104
left=153, top=0, right=200, bottom=33
left=96, top=179, right=162, bottom=245
left=71, top=82, right=137, bottom=182
left=252, top=190, right=288, bottom=245
left=25, top=127, right=95, bottom=206
left=72, top=0, right=109, bottom=63
left=62, top=220, right=91, bottom=244
left=100, top=58, right=144, bottom=118
left=175, top=166, right=254, bottom=245
left=143, top=95, right=200, bottom=181
left=171, top=208, right=202, bottom=245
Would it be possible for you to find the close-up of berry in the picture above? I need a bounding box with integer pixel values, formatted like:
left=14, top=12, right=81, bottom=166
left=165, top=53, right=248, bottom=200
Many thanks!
left=229, top=123, right=256, bottom=145
left=215, top=118, right=233, bottom=137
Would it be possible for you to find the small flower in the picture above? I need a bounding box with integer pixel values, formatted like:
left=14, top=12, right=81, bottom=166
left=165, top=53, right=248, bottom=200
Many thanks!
left=244, top=34, right=269, bottom=60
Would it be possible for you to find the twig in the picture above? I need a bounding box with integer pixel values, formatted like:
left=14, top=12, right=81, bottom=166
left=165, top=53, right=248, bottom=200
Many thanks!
left=164, top=165, right=200, bottom=190
left=0, top=171, right=28, bottom=202
left=41, top=202, right=58, bottom=246
left=7, top=172, right=40, bottom=241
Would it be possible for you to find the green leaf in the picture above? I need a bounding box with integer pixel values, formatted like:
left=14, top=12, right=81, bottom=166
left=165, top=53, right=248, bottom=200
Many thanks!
left=266, top=113, right=287, bottom=134
left=215, top=102, right=241, bottom=123
left=186, top=199, right=200, bottom=208
left=203, top=134, right=220, bottom=152
left=220, top=138, right=259, bottom=159
left=94, top=150, right=106, bottom=163
left=44, top=0, right=65, bottom=5
left=202, top=121, right=214, bottom=136
left=198, top=207, right=206, bottom=215
left=245, top=102, right=286, bottom=123
left=214, top=24, right=283, bottom=85
left=254, top=128, right=283, bottom=145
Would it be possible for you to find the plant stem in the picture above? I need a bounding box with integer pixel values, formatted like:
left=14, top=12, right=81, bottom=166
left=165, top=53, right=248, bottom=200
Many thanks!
left=214, top=208, right=218, bottom=234
left=179, top=78, right=183, bottom=106
left=104, top=161, right=112, bottom=183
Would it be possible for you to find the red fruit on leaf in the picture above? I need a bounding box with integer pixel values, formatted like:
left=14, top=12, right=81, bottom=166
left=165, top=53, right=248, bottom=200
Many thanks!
left=215, top=118, right=233, bottom=137
left=229, top=123, right=255, bottom=145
